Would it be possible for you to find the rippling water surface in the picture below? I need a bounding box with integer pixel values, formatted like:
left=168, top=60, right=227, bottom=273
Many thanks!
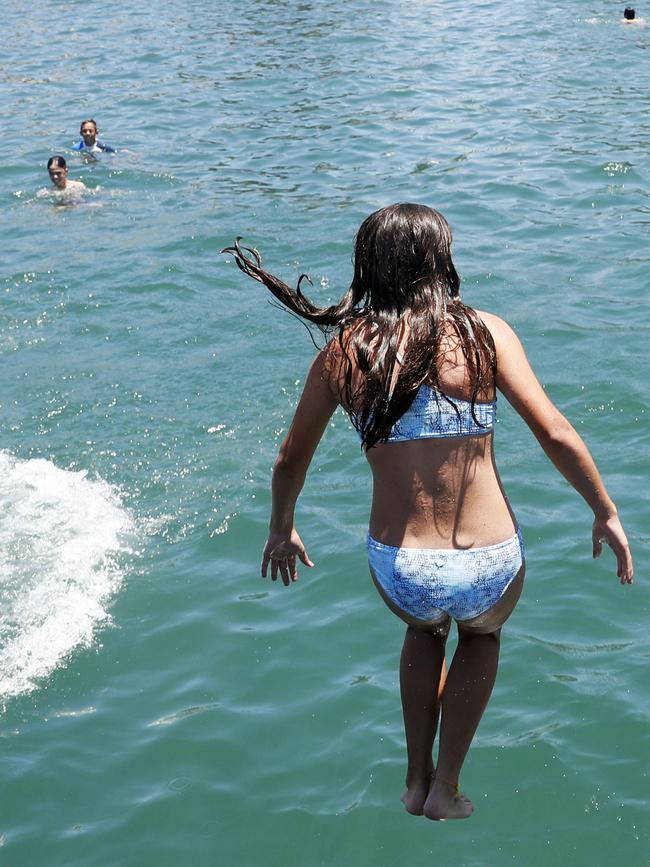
left=1, top=0, right=648, bottom=864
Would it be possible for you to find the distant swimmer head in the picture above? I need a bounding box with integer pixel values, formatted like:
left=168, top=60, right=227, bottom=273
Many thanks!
left=351, top=203, right=460, bottom=313
left=47, top=155, right=68, bottom=189
left=79, top=118, right=98, bottom=146
left=624, top=7, right=636, bottom=18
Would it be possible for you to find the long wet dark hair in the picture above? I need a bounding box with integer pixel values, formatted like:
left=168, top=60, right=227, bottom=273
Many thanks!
left=222, top=203, right=496, bottom=450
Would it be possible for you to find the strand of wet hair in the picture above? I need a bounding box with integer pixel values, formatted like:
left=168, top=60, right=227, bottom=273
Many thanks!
left=220, top=238, right=358, bottom=329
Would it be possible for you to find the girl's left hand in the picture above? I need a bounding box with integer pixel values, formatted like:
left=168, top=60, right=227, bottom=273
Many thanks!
left=261, top=529, right=314, bottom=586
left=592, top=513, right=634, bottom=584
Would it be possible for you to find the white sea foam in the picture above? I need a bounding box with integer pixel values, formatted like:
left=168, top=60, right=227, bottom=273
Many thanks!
left=0, top=451, right=136, bottom=700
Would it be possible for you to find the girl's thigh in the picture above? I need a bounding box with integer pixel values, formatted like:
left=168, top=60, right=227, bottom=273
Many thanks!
left=456, top=562, right=526, bottom=635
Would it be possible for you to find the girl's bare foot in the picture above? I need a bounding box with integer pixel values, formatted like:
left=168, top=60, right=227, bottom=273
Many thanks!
left=401, top=772, right=433, bottom=816
left=423, top=778, right=473, bottom=820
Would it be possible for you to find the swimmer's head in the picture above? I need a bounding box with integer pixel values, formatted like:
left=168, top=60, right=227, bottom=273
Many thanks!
left=624, top=7, right=636, bottom=18
left=351, top=203, right=459, bottom=313
left=79, top=119, right=98, bottom=146
left=48, top=155, right=68, bottom=189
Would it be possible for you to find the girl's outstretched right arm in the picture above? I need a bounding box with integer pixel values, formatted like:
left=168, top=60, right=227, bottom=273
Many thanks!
left=479, top=311, right=633, bottom=584
left=261, top=346, right=340, bottom=585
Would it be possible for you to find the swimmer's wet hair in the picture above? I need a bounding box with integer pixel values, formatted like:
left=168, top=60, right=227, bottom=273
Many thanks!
left=624, top=7, right=635, bottom=18
left=80, top=118, right=98, bottom=133
left=223, top=203, right=497, bottom=450
left=48, top=155, right=67, bottom=169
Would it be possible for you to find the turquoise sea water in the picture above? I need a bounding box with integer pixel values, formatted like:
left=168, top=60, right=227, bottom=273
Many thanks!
left=1, top=0, right=648, bottom=863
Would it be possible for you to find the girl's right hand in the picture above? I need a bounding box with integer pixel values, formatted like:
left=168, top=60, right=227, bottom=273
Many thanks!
left=592, top=514, right=634, bottom=584
left=261, top=529, right=314, bottom=586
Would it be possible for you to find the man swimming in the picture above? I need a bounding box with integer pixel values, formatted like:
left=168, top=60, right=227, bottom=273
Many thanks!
left=623, top=7, right=646, bottom=22
left=44, top=156, right=88, bottom=202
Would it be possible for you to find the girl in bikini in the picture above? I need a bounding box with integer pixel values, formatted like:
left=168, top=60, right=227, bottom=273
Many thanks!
left=222, top=203, right=633, bottom=820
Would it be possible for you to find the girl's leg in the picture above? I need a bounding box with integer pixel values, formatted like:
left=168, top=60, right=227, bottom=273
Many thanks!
left=423, top=564, right=525, bottom=820
left=399, top=620, right=449, bottom=815
left=423, top=627, right=501, bottom=819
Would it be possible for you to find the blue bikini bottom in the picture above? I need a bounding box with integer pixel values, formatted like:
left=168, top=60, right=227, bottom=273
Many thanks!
left=367, top=528, right=524, bottom=622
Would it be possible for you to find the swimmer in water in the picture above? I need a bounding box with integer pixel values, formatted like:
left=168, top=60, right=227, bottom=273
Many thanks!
left=72, top=119, right=117, bottom=154
left=623, top=6, right=646, bottom=21
left=45, top=155, right=88, bottom=201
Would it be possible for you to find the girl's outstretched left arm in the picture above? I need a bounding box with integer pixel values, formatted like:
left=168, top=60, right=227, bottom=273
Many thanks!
left=261, top=347, right=339, bottom=586
left=481, top=311, right=633, bottom=584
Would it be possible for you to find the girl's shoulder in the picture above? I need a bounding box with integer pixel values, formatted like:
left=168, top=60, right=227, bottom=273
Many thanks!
left=473, top=309, right=518, bottom=346
left=320, top=325, right=368, bottom=409
left=323, top=321, right=368, bottom=359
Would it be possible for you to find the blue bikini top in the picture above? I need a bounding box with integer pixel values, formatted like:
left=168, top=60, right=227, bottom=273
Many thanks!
left=356, top=384, right=496, bottom=443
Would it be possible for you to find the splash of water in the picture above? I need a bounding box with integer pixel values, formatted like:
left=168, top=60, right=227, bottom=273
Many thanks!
left=0, top=451, right=136, bottom=700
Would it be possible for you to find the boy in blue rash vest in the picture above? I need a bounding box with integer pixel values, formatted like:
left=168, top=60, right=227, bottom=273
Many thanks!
left=72, top=119, right=116, bottom=154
